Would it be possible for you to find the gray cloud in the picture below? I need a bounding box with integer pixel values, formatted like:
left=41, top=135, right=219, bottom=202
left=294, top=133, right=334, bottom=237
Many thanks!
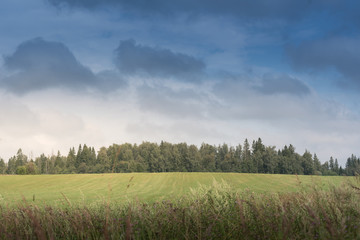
left=47, top=0, right=341, bottom=22
left=114, top=39, right=205, bottom=81
left=95, top=70, right=127, bottom=93
left=254, top=74, right=310, bottom=96
left=286, top=37, right=360, bottom=89
left=211, top=75, right=317, bottom=121
left=2, top=38, right=96, bottom=94
left=1, top=38, right=125, bottom=94
left=136, top=84, right=207, bottom=118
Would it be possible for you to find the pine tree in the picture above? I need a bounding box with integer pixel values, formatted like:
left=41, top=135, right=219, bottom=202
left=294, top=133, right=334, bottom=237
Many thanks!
left=75, top=144, right=83, bottom=169
left=329, top=157, right=335, bottom=173
left=234, top=144, right=242, bottom=172
left=313, top=154, right=322, bottom=174
left=252, top=138, right=265, bottom=173
left=334, top=158, right=339, bottom=175
left=0, top=158, right=6, bottom=174
left=241, top=139, right=252, bottom=173
left=66, top=148, right=76, bottom=173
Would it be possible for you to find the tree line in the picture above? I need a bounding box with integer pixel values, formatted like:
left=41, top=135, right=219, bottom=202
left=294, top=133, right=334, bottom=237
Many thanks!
left=0, top=138, right=358, bottom=176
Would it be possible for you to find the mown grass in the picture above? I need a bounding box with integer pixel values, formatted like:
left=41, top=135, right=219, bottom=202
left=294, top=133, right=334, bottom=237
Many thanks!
left=0, top=173, right=349, bottom=206
left=0, top=177, right=359, bottom=239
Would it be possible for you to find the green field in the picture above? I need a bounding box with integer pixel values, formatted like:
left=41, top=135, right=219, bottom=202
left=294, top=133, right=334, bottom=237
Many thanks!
left=0, top=173, right=351, bottom=206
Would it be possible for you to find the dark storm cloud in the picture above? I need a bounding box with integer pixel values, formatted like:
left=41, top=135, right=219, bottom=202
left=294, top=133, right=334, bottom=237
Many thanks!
left=1, top=38, right=124, bottom=94
left=48, top=0, right=339, bottom=21
left=255, top=74, right=310, bottom=96
left=114, top=39, right=205, bottom=80
left=286, top=37, right=360, bottom=88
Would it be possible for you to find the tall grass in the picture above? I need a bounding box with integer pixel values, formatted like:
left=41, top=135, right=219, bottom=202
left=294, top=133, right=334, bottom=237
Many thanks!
left=0, top=178, right=359, bottom=239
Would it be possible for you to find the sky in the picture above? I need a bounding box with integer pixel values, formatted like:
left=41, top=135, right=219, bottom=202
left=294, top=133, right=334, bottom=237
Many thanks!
left=0, top=0, right=360, bottom=166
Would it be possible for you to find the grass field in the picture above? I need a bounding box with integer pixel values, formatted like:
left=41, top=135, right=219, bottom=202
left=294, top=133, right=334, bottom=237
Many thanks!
left=0, top=173, right=359, bottom=239
left=0, top=173, right=350, bottom=206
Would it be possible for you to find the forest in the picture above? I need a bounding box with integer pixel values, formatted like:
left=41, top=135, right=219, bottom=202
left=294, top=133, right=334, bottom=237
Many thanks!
left=0, top=138, right=359, bottom=176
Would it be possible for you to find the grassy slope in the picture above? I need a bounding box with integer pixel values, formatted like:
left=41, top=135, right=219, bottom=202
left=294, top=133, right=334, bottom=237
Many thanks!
left=0, top=173, right=350, bottom=206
